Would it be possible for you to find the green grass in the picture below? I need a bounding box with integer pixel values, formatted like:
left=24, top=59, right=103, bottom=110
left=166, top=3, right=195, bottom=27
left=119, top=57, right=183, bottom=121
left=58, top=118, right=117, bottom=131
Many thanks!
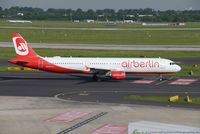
left=174, top=64, right=200, bottom=76
left=1, top=47, right=200, bottom=59
left=0, top=66, right=8, bottom=71
left=124, top=95, right=200, bottom=105
left=0, top=28, right=200, bottom=45
left=0, top=19, right=200, bottom=45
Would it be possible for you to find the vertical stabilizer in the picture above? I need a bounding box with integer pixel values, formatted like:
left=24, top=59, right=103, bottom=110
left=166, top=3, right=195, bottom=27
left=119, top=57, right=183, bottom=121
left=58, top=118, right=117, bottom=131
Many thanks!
left=11, top=33, right=38, bottom=58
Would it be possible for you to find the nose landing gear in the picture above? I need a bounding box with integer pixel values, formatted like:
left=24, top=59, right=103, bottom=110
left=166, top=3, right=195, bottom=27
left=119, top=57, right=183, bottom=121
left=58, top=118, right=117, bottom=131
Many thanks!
left=159, top=74, right=163, bottom=81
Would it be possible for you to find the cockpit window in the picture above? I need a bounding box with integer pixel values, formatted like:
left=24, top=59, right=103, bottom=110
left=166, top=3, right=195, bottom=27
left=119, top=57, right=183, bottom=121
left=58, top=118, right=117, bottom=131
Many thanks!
left=170, top=62, right=176, bottom=65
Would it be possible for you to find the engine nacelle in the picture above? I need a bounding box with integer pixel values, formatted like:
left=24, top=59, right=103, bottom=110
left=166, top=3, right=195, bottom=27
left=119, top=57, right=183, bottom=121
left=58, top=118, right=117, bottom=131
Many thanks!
left=111, top=71, right=126, bottom=80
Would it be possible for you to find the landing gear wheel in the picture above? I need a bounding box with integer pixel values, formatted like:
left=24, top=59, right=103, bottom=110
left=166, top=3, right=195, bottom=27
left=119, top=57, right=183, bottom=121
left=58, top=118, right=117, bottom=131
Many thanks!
left=159, top=74, right=163, bottom=81
left=92, top=75, right=101, bottom=82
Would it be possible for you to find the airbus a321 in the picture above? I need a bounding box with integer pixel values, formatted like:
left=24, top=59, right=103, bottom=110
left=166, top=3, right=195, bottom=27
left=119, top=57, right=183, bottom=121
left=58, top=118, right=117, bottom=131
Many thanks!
left=8, top=33, right=181, bottom=81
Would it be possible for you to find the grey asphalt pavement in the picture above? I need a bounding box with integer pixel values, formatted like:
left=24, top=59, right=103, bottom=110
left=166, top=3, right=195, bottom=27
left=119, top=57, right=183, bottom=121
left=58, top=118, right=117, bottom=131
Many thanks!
left=0, top=72, right=199, bottom=109
left=1, top=42, right=200, bottom=51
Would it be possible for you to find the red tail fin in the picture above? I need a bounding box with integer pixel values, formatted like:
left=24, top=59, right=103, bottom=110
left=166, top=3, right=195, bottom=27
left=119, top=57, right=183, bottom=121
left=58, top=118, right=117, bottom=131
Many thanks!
left=11, top=33, right=38, bottom=58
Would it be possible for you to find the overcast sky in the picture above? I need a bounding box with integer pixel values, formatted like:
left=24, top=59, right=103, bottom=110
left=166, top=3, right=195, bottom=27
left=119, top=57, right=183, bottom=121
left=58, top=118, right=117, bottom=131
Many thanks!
left=0, top=0, right=200, bottom=10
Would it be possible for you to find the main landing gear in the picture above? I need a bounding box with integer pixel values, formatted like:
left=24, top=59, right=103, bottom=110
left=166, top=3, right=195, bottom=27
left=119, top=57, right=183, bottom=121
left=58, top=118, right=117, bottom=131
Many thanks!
left=158, top=74, right=167, bottom=81
left=92, top=74, right=101, bottom=82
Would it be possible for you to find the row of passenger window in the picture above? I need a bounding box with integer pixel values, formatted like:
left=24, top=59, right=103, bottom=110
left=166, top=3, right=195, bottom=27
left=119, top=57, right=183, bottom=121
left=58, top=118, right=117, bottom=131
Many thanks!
left=52, top=62, right=120, bottom=65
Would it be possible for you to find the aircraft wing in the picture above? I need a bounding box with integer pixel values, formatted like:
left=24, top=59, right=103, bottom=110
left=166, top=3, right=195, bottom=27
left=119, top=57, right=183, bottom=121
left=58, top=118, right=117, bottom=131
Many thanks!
left=90, top=67, right=109, bottom=74
left=89, top=66, right=124, bottom=75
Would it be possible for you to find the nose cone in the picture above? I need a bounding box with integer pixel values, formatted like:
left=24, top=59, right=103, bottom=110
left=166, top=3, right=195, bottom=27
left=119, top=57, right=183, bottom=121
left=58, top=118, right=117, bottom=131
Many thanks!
left=176, top=65, right=181, bottom=72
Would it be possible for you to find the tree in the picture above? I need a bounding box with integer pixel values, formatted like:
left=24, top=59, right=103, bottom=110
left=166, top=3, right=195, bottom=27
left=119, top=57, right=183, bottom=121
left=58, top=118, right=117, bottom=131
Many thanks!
left=73, top=8, right=85, bottom=20
left=1, top=7, right=200, bottom=22
left=117, top=9, right=125, bottom=20
left=85, top=9, right=97, bottom=19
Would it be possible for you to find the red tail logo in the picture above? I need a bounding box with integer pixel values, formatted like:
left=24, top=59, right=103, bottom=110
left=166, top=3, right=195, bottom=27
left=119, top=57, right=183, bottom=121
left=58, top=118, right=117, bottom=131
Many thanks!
left=13, top=36, right=29, bottom=56
left=11, top=33, right=37, bottom=57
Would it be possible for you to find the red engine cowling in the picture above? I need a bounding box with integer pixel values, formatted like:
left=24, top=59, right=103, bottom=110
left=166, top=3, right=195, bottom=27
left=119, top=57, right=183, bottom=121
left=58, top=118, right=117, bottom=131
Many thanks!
left=111, top=71, right=126, bottom=80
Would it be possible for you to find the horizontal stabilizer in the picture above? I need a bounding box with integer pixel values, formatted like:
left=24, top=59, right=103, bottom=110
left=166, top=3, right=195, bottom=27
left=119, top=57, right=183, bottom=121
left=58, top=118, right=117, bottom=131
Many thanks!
left=8, top=58, right=29, bottom=65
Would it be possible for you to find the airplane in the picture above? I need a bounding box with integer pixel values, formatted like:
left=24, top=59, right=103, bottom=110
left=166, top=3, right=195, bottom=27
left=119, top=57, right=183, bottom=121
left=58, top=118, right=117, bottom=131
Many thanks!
left=8, top=33, right=181, bottom=81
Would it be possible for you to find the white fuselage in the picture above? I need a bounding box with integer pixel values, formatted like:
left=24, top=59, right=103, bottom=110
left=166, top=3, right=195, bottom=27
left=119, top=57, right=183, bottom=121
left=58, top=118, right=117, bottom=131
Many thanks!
left=43, top=57, right=181, bottom=74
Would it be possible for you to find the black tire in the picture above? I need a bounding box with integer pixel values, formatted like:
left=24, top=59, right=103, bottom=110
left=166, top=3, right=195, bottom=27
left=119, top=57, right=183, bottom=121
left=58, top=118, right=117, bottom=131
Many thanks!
left=92, top=75, right=101, bottom=82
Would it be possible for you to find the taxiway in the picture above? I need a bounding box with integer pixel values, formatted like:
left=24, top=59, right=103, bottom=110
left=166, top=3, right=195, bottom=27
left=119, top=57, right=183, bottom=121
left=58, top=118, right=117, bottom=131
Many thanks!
left=0, top=72, right=199, bottom=109
left=0, top=71, right=200, bottom=134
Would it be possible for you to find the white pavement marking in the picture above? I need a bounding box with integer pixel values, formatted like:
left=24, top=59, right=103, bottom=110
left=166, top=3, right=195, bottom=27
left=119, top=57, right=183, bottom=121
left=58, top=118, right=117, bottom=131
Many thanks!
left=90, top=124, right=128, bottom=134
left=46, top=111, right=92, bottom=123
left=169, top=79, right=198, bottom=85
left=132, top=79, right=156, bottom=84
left=155, top=80, right=167, bottom=86
left=155, top=77, right=174, bottom=86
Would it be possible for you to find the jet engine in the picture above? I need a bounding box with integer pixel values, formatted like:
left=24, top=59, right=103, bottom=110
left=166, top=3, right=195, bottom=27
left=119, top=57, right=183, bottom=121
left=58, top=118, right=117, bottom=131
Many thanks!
left=110, top=71, right=126, bottom=80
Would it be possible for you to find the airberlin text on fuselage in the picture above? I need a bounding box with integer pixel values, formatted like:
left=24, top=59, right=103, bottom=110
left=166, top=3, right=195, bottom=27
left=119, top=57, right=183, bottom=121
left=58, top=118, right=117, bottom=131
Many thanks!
left=121, top=60, right=160, bottom=68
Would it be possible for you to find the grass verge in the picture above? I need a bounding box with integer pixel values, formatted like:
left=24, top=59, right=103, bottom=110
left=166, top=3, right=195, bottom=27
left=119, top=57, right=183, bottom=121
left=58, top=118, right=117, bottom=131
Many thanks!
left=124, top=95, right=200, bottom=105
left=0, top=66, right=8, bottom=71
left=1, top=47, right=200, bottom=59
left=0, top=28, right=200, bottom=45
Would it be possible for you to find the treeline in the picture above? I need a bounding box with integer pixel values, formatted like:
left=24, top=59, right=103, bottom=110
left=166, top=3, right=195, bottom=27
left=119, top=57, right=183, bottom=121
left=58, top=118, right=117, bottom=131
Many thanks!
left=1, top=6, right=200, bottom=22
